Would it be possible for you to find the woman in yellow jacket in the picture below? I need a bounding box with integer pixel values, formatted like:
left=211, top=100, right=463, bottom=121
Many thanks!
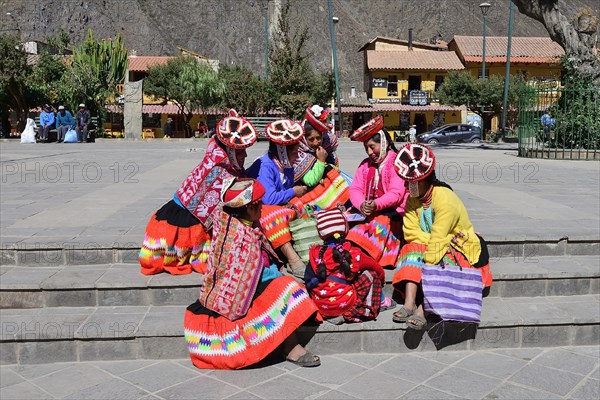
left=391, top=143, right=492, bottom=330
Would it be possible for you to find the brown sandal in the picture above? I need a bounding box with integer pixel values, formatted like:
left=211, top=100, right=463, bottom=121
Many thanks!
left=286, top=351, right=321, bottom=367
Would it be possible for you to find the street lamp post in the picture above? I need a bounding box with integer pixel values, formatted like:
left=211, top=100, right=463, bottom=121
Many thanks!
left=328, top=0, right=343, bottom=136
left=501, top=1, right=515, bottom=138
left=479, top=2, right=491, bottom=134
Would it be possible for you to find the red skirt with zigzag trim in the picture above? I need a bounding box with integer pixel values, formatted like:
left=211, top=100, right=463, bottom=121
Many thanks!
left=260, top=168, right=351, bottom=250
left=346, top=215, right=402, bottom=268
left=184, top=276, right=319, bottom=370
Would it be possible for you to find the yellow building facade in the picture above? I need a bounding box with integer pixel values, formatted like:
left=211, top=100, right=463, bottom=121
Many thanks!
left=357, top=36, right=468, bottom=136
left=449, top=36, right=565, bottom=132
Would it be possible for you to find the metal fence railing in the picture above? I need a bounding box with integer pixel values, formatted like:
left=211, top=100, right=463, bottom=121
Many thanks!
left=517, top=84, right=600, bottom=160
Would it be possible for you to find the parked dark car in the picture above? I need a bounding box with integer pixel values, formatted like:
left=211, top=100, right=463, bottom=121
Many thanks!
left=417, top=124, right=482, bottom=144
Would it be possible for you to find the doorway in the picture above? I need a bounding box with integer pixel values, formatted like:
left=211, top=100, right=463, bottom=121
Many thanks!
left=413, top=113, right=427, bottom=133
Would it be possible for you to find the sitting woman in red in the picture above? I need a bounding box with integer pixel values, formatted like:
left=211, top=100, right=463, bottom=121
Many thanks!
left=184, top=178, right=321, bottom=369
left=305, top=208, right=396, bottom=324
left=139, top=110, right=257, bottom=275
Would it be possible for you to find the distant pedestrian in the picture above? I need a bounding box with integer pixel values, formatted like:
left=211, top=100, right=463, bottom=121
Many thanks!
left=75, top=103, right=91, bottom=143
left=38, top=104, right=55, bottom=142
left=55, top=106, right=75, bottom=143
left=163, top=118, right=173, bottom=139
left=409, top=125, right=417, bottom=143
left=541, top=108, right=555, bottom=142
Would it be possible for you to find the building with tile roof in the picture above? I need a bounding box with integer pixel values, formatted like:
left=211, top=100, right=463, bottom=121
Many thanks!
left=448, top=36, right=564, bottom=82
left=448, top=36, right=565, bottom=133
left=353, top=34, right=468, bottom=137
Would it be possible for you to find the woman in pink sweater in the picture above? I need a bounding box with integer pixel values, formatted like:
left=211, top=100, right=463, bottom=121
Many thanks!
left=346, top=116, right=409, bottom=268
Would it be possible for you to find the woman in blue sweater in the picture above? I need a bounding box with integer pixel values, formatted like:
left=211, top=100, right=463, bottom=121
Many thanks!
left=247, top=119, right=308, bottom=278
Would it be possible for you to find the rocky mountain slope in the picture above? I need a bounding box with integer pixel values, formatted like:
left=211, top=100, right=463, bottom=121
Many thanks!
left=2, top=0, right=598, bottom=89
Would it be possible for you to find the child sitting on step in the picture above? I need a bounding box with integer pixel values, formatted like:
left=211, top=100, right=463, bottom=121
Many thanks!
left=304, top=208, right=396, bottom=324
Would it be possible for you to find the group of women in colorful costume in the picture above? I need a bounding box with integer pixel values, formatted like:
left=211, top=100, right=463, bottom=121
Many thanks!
left=138, top=108, right=492, bottom=370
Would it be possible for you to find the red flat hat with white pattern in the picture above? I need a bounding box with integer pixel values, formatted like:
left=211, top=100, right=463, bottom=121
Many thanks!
left=394, top=143, right=436, bottom=182
left=304, top=105, right=331, bottom=133
left=216, top=109, right=258, bottom=149
left=350, top=115, right=384, bottom=142
left=264, top=119, right=305, bottom=145
left=221, top=177, right=265, bottom=208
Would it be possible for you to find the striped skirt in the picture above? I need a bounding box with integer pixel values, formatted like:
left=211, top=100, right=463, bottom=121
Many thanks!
left=346, top=215, right=401, bottom=268
left=139, top=200, right=210, bottom=275
left=391, top=243, right=493, bottom=295
left=184, top=276, right=319, bottom=370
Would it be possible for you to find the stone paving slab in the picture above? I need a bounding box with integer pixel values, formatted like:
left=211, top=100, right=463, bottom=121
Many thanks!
left=0, top=346, right=597, bottom=399
left=1, top=141, right=599, bottom=249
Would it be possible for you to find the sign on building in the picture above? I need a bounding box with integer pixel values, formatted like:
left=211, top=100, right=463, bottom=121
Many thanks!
left=409, top=90, right=428, bottom=106
left=373, top=78, right=388, bottom=88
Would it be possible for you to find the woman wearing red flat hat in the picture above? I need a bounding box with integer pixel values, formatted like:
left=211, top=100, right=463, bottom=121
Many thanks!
left=391, top=143, right=492, bottom=330
left=345, top=115, right=409, bottom=268
left=139, top=110, right=258, bottom=275
left=246, top=119, right=308, bottom=278
left=294, top=105, right=339, bottom=185
left=184, top=177, right=321, bottom=369
left=289, top=105, right=352, bottom=212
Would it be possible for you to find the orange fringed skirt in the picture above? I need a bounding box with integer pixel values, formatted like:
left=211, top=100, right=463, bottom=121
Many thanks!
left=184, top=276, right=320, bottom=370
left=261, top=168, right=351, bottom=250
left=139, top=200, right=211, bottom=275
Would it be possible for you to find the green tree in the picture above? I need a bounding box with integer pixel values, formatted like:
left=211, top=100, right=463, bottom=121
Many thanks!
left=551, top=57, right=600, bottom=150
left=437, top=70, right=523, bottom=133
left=0, top=34, right=31, bottom=126
left=145, top=56, right=226, bottom=137
left=58, top=29, right=128, bottom=120
left=269, top=0, right=334, bottom=119
left=0, top=33, right=66, bottom=131
left=218, top=64, right=275, bottom=115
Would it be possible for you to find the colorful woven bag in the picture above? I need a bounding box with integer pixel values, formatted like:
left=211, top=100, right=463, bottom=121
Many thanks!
left=199, top=211, right=263, bottom=321
left=289, top=205, right=319, bottom=264
left=422, top=263, right=483, bottom=323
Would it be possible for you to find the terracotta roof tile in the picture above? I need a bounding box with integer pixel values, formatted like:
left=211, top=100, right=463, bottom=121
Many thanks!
left=331, top=104, right=467, bottom=113
left=128, top=56, right=175, bottom=72
left=366, top=50, right=464, bottom=71
left=107, top=104, right=224, bottom=115
left=372, top=104, right=466, bottom=112
left=450, top=36, right=564, bottom=64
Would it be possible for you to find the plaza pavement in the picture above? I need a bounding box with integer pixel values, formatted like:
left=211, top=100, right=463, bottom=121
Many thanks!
left=1, top=139, right=599, bottom=399
left=0, top=346, right=598, bottom=399
left=1, top=139, right=599, bottom=250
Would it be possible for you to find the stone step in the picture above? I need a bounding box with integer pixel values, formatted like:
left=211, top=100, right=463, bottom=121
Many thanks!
left=1, top=256, right=598, bottom=309
left=1, top=237, right=598, bottom=266
left=1, top=295, right=598, bottom=364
